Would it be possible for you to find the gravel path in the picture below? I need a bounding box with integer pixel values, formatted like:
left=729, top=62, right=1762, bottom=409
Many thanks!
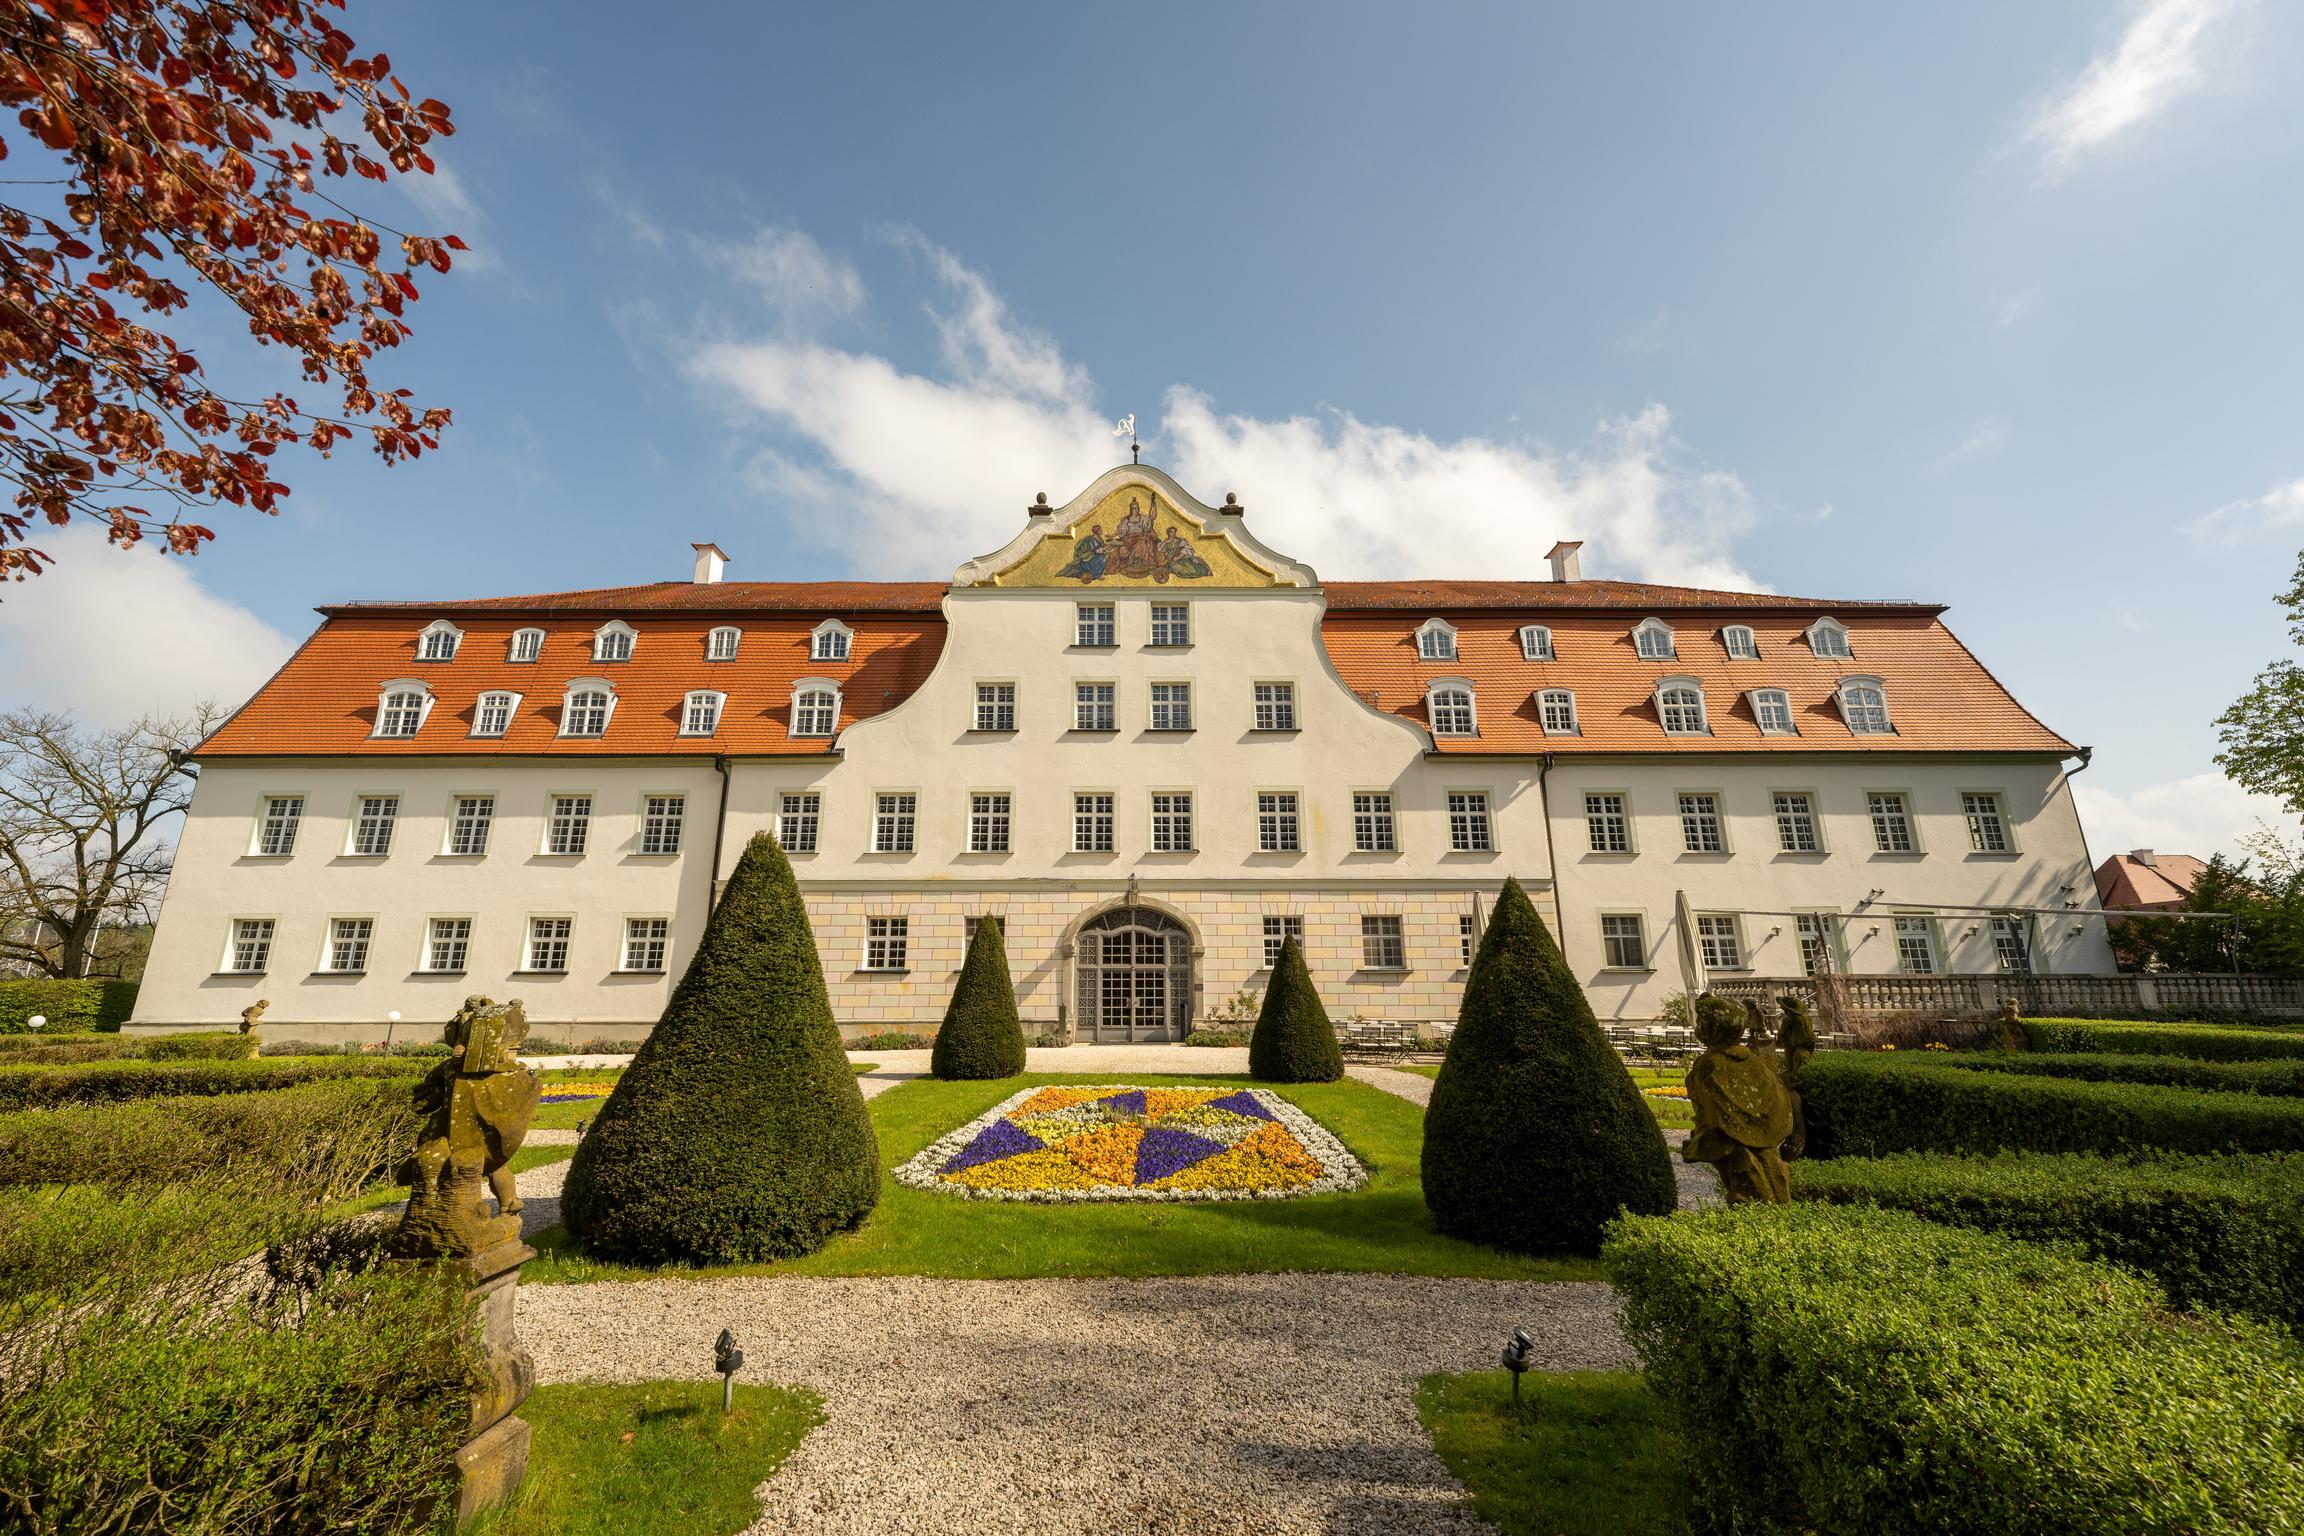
left=1346, top=1064, right=1433, bottom=1104
left=519, top=1272, right=1629, bottom=1535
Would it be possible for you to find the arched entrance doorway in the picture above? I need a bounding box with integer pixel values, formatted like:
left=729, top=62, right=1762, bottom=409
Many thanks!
left=1075, top=906, right=1194, bottom=1042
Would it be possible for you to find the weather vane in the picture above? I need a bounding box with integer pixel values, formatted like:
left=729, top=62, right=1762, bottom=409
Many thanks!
left=1113, top=413, right=1139, bottom=464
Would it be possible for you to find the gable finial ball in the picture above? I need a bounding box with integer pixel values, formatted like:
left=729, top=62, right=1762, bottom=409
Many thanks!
left=1036, top=492, right=1048, bottom=504
left=1225, top=492, right=1237, bottom=505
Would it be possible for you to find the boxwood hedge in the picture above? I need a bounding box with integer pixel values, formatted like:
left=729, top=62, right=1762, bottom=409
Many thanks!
left=1932, top=1048, right=2304, bottom=1096
left=1247, top=935, right=1343, bottom=1083
left=0, top=977, right=138, bottom=1033
left=1793, top=1149, right=2304, bottom=1326
left=1799, top=1052, right=2304, bottom=1158
left=1605, top=1204, right=2304, bottom=1536
left=0, top=1030, right=255, bottom=1065
left=2021, top=1016, right=2304, bottom=1061
left=0, top=1056, right=414, bottom=1112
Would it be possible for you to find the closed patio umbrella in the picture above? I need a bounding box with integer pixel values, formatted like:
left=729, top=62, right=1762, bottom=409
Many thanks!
left=1673, top=888, right=1707, bottom=1029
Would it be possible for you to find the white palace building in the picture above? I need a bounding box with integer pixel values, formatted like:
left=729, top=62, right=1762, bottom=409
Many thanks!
left=134, top=465, right=2115, bottom=1042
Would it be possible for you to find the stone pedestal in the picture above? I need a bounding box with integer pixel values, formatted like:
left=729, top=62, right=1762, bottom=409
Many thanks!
left=454, top=1237, right=537, bottom=1524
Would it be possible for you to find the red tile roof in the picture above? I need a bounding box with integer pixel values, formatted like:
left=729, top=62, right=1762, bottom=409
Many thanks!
left=1323, top=579, right=1941, bottom=614
left=318, top=580, right=947, bottom=615
left=2094, top=852, right=2210, bottom=911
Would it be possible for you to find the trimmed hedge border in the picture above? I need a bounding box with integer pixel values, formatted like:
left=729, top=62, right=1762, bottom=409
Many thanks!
left=1800, top=1052, right=2304, bottom=1158
left=0, top=1057, right=417, bottom=1112
left=0, top=1031, right=255, bottom=1065
left=0, top=979, right=137, bottom=1033
left=1793, top=1149, right=2304, bottom=1326
left=1932, top=1048, right=2304, bottom=1096
left=1605, top=1204, right=2304, bottom=1536
left=2022, top=1017, right=2304, bottom=1062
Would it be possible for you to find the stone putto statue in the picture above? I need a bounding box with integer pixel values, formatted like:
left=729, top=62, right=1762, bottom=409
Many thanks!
left=1681, top=992, right=1794, bottom=1205
left=238, top=998, right=270, bottom=1035
left=390, top=996, right=542, bottom=1259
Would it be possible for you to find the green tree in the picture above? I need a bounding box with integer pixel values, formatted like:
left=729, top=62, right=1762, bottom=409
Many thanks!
left=2216, top=553, right=2304, bottom=816
left=930, top=917, right=1027, bottom=1080
left=561, top=832, right=878, bottom=1263
left=1421, top=877, right=1676, bottom=1255
left=1247, top=935, right=1343, bottom=1082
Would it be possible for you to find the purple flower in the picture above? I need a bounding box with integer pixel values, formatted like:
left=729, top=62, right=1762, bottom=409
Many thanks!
left=1134, top=1126, right=1226, bottom=1184
left=940, top=1118, right=1044, bottom=1175
left=1204, top=1090, right=1275, bottom=1123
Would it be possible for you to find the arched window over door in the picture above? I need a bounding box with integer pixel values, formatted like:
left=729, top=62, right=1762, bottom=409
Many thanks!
left=1074, top=906, right=1194, bottom=1042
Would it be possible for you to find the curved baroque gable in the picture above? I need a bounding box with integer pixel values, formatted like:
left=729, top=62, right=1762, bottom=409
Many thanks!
left=954, top=466, right=1316, bottom=589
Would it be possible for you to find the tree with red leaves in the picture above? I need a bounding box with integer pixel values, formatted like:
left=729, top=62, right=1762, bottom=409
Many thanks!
left=0, top=0, right=462, bottom=580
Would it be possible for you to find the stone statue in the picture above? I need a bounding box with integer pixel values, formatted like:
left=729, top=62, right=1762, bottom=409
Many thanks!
left=1773, top=993, right=1816, bottom=1162
left=239, top=998, right=269, bottom=1035
left=1994, top=997, right=2028, bottom=1053
left=1682, top=992, right=1794, bottom=1205
left=390, top=996, right=542, bottom=1260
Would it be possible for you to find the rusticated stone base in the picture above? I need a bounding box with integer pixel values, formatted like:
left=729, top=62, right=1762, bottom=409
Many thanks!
left=453, top=1237, right=537, bottom=1522
left=454, top=1412, right=533, bottom=1524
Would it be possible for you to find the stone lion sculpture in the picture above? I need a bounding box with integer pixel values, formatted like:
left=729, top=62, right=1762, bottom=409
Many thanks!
left=1681, top=992, right=1794, bottom=1205
left=390, top=996, right=542, bottom=1259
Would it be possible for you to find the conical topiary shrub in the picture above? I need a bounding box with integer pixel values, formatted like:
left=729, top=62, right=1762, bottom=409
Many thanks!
left=931, top=917, right=1027, bottom=1080
left=561, top=831, right=878, bottom=1263
left=1248, top=935, right=1343, bottom=1082
left=1421, top=877, right=1676, bottom=1255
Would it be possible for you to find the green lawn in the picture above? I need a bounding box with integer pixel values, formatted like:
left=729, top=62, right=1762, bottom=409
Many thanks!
left=525, top=1072, right=1603, bottom=1284
left=468, top=1381, right=822, bottom=1536
left=1396, top=1061, right=1692, bottom=1129
left=1418, top=1370, right=1691, bottom=1536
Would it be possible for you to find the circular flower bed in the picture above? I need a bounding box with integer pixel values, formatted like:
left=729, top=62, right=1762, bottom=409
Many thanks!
left=894, top=1084, right=1368, bottom=1203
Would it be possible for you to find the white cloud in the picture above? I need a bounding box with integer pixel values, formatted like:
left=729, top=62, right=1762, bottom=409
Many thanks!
left=1945, top=422, right=2008, bottom=464
left=0, top=528, right=294, bottom=727
left=2074, top=771, right=2297, bottom=863
left=704, top=226, right=866, bottom=328
left=2191, top=476, right=2304, bottom=541
left=1993, top=289, right=2038, bottom=328
left=2025, top=0, right=2242, bottom=179
left=687, top=238, right=1759, bottom=588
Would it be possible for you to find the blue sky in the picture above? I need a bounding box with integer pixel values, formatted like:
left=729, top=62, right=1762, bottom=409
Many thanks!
left=5, top=1, right=2301, bottom=861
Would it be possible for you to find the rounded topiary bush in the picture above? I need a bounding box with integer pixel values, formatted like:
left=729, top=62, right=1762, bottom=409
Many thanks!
left=931, top=917, right=1026, bottom=1080
left=1248, top=935, right=1342, bottom=1083
left=1421, top=877, right=1676, bottom=1254
left=561, top=832, right=879, bottom=1263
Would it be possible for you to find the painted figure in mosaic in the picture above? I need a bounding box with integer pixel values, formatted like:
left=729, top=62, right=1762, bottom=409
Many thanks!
left=1682, top=992, right=1794, bottom=1205
left=1057, top=524, right=1109, bottom=581
left=391, top=995, right=543, bottom=1258
left=1157, top=527, right=1212, bottom=581
left=1111, top=498, right=1159, bottom=574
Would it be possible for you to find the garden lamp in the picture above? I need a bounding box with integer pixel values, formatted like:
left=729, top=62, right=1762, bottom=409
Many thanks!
left=714, top=1328, right=744, bottom=1413
left=383, top=1009, right=401, bottom=1054
left=1500, top=1327, right=1536, bottom=1411
left=25, top=1015, right=42, bottom=1032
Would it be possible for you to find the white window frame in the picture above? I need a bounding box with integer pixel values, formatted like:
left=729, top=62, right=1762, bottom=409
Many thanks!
left=1893, top=913, right=1939, bottom=975
left=863, top=915, right=909, bottom=972
left=416, top=619, right=463, bottom=662
left=706, top=625, right=742, bottom=661
left=224, top=916, right=277, bottom=974
left=322, top=915, right=375, bottom=974
left=1459, top=913, right=1477, bottom=967
left=1632, top=617, right=1677, bottom=660
left=559, top=680, right=615, bottom=738
left=790, top=678, right=841, bottom=738
left=872, top=791, right=918, bottom=854
left=1963, top=790, right=2016, bottom=854
left=507, top=627, right=545, bottom=663
left=472, top=690, right=520, bottom=738
left=1148, top=681, right=1193, bottom=731
left=1518, top=624, right=1554, bottom=661
left=1255, top=790, right=1302, bottom=853
left=1252, top=681, right=1297, bottom=731
left=523, top=915, right=574, bottom=974
left=1261, top=914, right=1304, bottom=970
left=1721, top=624, right=1759, bottom=660
left=777, top=791, right=821, bottom=854
left=1584, top=790, right=1633, bottom=854
left=639, top=793, right=684, bottom=856
left=1446, top=790, right=1495, bottom=853
left=1415, top=617, right=1458, bottom=662
left=1598, top=911, right=1648, bottom=971
left=811, top=618, right=854, bottom=662
left=1694, top=913, right=1744, bottom=970
left=680, top=690, right=725, bottom=737
left=1677, top=790, right=1727, bottom=854
left=1073, top=680, right=1116, bottom=731
left=422, top=915, right=474, bottom=974
left=1794, top=911, right=1841, bottom=976
left=620, top=915, right=672, bottom=974
left=1538, top=688, right=1579, bottom=736
left=1074, top=603, right=1116, bottom=647
left=372, top=679, right=432, bottom=739
left=444, top=794, right=494, bottom=857
left=591, top=620, right=637, bottom=663
left=1359, top=913, right=1407, bottom=970
left=1805, top=616, right=1852, bottom=659
left=1351, top=790, right=1397, bottom=853
left=1427, top=680, right=1478, bottom=737
left=1866, top=789, right=1919, bottom=854
left=1071, top=791, right=1116, bottom=853
left=1990, top=914, right=2037, bottom=975
left=1655, top=676, right=1709, bottom=736
left=1749, top=688, right=1798, bottom=736
left=967, top=791, right=1012, bottom=854
left=252, top=794, right=303, bottom=857
left=973, top=681, right=1018, bottom=732
left=1147, top=603, right=1191, bottom=647
left=544, top=794, right=593, bottom=857
left=347, top=794, right=399, bottom=857
left=1150, top=790, right=1195, bottom=852
left=1772, top=790, right=1825, bottom=854
left=1836, top=675, right=1894, bottom=735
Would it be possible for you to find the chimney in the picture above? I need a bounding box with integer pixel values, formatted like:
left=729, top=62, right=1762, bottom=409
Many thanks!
left=691, top=542, right=728, bottom=584
left=2131, top=849, right=2158, bottom=867
left=1546, top=539, right=1584, bottom=583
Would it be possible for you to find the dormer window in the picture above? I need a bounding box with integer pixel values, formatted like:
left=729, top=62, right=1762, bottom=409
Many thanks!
left=1633, top=618, right=1676, bottom=660
left=706, top=626, right=741, bottom=661
left=790, top=679, right=840, bottom=738
left=508, top=628, right=544, bottom=663
left=1416, top=618, right=1458, bottom=662
left=1656, top=677, right=1709, bottom=735
left=472, top=691, right=520, bottom=738
left=1722, top=625, right=1759, bottom=660
left=1538, top=688, right=1579, bottom=735
left=560, top=681, right=615, bottom=737
left=1518, top=625, right=1554, bottom=661
left=1750, top=688, right=1797, bottom=735
left=416, top=620, right=462, bottom=662
left=592, top=621, right=636, bottom=663
left=1427, top=681, right=1477, bottom=737
left=681, top=690, right=725, bottom=736
left=1836, top=676, right=1893, bottom=735
left=1806, top=617, right=1852, bottom=659
left=812, top=619, right=853, bottom=663
left=373, top=680, right=432, bottom=739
